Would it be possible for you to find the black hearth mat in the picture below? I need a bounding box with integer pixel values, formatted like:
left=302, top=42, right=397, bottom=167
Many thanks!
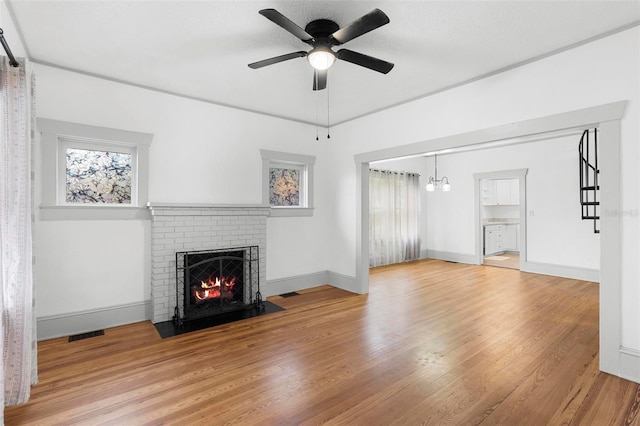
left=153, top=302, right=284, bottom=339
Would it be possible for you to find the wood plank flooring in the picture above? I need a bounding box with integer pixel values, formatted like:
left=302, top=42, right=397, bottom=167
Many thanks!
left=5, top=259, right=640, bottom=425
left=483, top=253, right=520, bottom=270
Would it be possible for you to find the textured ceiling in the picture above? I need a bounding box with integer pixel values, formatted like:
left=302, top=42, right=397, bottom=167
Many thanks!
left=8, top=0, right=640, bottom=126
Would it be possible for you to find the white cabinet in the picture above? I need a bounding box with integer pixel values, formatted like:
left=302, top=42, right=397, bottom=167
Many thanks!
left=481, top=180, right=497, bottom=205
left=485, top=223, right=520, bottom=255
left=504, top=224, right=519, bottom=251
left=484, top=224, right=504, bottom=255
left=496, top=179, right=519, bottom=205
left=482, top=179, right=519, bottom=205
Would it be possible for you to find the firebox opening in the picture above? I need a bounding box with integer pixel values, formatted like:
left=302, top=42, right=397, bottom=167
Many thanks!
left=175, top=246, right=260, bottom=326
left=186, top=250, right=244, bottom=311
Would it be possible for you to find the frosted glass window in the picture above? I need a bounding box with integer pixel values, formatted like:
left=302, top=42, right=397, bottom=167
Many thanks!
left=260, top=149, right=315, bottom=217
left=65, top=148, right=132, bottom=204
left=269, top=167, right=300, bottom=207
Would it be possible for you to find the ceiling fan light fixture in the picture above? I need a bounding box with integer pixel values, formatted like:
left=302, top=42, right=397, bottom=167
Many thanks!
left=307, top=47, right=336, bottom=70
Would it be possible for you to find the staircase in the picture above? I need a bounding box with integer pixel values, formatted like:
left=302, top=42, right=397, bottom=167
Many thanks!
left=579, top=128, right=600, bottom=233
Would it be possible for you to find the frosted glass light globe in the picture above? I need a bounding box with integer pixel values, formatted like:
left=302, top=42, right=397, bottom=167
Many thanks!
left=308, top=49, right=336, bottom=70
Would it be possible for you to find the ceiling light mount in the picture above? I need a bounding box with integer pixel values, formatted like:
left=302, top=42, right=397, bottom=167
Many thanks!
left=305, top=19, right=339, bottom=70
left=304, top=19, right=339, bottom=39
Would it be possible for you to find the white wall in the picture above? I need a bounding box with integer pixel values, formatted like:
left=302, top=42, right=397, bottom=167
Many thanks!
left=329, top=27, right=639, bottom=350
left=483, top=205, right=519, bottom=221
left=33, top=64, right=330, bottom=318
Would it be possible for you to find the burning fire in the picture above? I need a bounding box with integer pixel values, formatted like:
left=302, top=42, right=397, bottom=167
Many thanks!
left=193, top=276, right=236, bottom=302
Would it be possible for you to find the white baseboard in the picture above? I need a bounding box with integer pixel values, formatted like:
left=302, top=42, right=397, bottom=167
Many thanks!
left=521, top=261, right=599, bottom=282
left=620, top=347, right=640, bottom=384
left=327, top=271, right=357, bottom=292
left=262, top=271, right=330, bottom=297
left=425, top=249, right=476, bottom=265
left=37, top=301, right=152, bottom=341
left=262, top=270, right=357, bottom=297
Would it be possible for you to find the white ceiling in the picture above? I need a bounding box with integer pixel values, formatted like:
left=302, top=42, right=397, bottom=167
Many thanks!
left=7, top=1, right=640, bottom=126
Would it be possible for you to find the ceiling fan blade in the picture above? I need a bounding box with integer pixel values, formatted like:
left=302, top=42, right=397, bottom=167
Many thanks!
left=331, top=9, right=390, bottom=45
left=248, top=51, right=307, bottom=69
left=259, top=9, right=314, bottom=43
left=336, top=49, right=394, bottom=74
left=313, top=69, right=327, bottom=91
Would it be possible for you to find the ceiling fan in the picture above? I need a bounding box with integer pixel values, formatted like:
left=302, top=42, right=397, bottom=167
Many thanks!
left=248, top=8, right=394, bottom=91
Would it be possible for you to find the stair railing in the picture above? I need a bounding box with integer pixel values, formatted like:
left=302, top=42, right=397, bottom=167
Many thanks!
left=579, top=128, right=600, bottom=233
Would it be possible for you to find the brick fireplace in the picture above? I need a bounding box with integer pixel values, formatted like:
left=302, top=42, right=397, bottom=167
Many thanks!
left=147, top=203, right=270, bottom=323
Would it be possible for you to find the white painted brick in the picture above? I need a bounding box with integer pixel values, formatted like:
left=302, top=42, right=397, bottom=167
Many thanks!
left=154, top=226, right=175, bottom=233
left=174, top=237, right=194, bottom=244
left=167, top=231, right=185, bottom=239
left=150, top=205, right=268, bottom=323
left=184, top=231, right=204, bottom=238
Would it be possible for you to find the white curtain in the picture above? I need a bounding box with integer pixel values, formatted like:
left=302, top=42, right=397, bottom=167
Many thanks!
left=1, top=56, right=37, bottom=418
left=369, top=169, right=421, bottom=267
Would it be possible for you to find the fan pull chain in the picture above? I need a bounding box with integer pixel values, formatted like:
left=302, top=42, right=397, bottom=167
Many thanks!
left=315, top=72, right=320, bottom=141
left=326, top=81, right=331, bottom=139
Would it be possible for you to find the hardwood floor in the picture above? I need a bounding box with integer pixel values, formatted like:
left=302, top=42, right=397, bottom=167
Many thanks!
left=483, top=253, right=520, bottom=270
left=5, top=259, right=640, bottom=425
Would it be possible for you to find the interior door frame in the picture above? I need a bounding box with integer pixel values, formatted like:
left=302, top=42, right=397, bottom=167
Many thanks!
left=473, top=169, right=528, bottom=268
left=354, top=101, right=626, bottom=378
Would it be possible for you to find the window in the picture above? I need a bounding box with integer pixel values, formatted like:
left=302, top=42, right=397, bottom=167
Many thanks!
left=260, top=149, right=315, bottom=217
left=62, top=141, right=134, bottom=205
left=269, top=163, right=305, bottom=207
left=369, top=169, right=421, bottom=267
left=38, top=118, right=152, bottom=220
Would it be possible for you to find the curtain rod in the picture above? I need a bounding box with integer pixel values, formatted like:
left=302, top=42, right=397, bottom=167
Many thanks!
left=0, top=28, right=19, bottom=67
left=370, top=168, right=420, bottom=177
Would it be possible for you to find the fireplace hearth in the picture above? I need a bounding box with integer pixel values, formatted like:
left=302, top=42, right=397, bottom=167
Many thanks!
left=174, top=246, right=262, bottom=326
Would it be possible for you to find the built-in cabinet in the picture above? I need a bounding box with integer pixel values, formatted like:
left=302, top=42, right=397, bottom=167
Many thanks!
left=484, top=224, right=504, bottom=255
left=504, top=224, right=519, bottom=251
left=482, top=179, right=519, bottom=205
left=484, top=223, right=519, bottom=255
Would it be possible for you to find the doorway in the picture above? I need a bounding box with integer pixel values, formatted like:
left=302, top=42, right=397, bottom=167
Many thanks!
left=474, top=169, right=528, bottom=270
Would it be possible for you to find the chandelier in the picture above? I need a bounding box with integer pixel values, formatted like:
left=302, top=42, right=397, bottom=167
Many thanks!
left=426, top=154, right=451, bottom=192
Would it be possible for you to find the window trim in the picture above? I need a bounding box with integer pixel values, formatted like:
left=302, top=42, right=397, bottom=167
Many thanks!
left=260, top=149, right=315, bottom=217
left=38, top=118, right=153, bottom=220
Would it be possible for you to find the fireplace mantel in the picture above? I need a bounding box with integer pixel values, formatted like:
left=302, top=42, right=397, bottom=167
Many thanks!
left=147, top=202, right=271, bottom=211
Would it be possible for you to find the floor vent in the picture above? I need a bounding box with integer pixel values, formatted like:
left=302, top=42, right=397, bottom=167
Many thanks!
left=68, top=330, right=104, bottom=342
left=279, top=292, right=300, bottom=298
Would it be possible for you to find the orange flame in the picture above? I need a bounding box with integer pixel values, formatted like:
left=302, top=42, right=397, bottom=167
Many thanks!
left=193, top=276, right=236, bottom=301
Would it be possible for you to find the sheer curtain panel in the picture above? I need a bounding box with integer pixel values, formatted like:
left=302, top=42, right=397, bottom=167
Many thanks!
left=1, top=56, right=37, bottom=418
left=369, top=169, right=421, bottom=267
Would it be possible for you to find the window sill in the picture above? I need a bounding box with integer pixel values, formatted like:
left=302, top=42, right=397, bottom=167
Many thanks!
left=269, top=207, right=314, bottom=217
left=39, top=205, right=151, bottom=221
